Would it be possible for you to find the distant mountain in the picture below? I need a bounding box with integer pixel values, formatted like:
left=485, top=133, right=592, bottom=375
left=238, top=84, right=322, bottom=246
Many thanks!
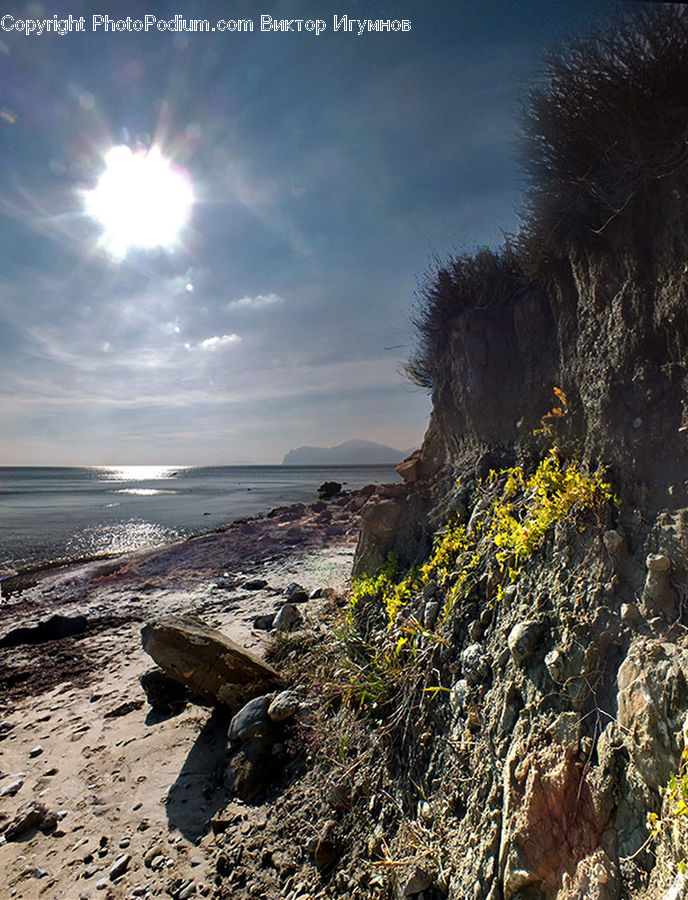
left=282, top=439, right=412, bottom=466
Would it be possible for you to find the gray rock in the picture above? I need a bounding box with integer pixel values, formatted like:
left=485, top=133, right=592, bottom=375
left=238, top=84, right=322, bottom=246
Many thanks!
left=141, top=614, right=280, bottom=711
left=450, top=679, right=470, bottom=716
left=109, top=853, right=131, bottom=880
left=28, top=745, right=43, bottom=758
left=310, top=587, right=326, bottom=600
left=273, top=603, right=303, bottom=632
left=507, top=620, right=543, bottom=666
left=253, top=613, right=275, bottom=631
left=140, top=667, right=188, bottom=713
left=228, top=695, right=272, bottom=743
left=243, top=578, right=268, bottom=591
left=396, top=865, right=433, bottom=897
left=603, top=530, right=625, bottom=558
left=460, top=643, right=490, bottom=685
left=268, top=690, right=299, bottom=722
left=3, top=801, right=53, bottom=840
left=424, top=601, right=440, bottom=630
left=1, top=778, right=23, bottom=797
left=642, top=553, right=679, bottom=621
left=318, top=481, right=342, bottom=499
left=545, top=648, right=565, bottom=682
left=224, top=735, right=278, bottom=800
left=284, top=582, right=309, bottom=603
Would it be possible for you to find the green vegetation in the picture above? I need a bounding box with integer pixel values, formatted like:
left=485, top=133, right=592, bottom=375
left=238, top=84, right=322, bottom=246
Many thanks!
left=339, top=413, right=615, bottom=713
left=646, top=747, right=688, bottom=874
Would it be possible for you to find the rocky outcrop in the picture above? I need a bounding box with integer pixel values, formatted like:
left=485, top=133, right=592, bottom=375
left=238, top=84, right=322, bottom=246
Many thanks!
left=140, top=615, right=280, bottom=710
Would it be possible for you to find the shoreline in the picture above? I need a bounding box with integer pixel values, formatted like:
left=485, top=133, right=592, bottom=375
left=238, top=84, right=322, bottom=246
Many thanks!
left=0, top=487, right=370, bottom=898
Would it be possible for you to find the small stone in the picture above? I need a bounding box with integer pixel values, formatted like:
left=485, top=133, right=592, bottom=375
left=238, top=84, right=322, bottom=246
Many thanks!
left=119, top=837, right=130, bottom=848
left=253, top=613, right=275, bottom=631
left=96, top=878, right=108, bottom=890
left=190, top=855, right=203, bottom=866
left=314, top=838, right=338, bottom=874
left=460, top=643, right=490, bottom=685
left=28, top=745, right=43, bottom=758
left=545, top=648, right=565, bottom=683
left=507, top=620, right=543, bottom=666
left=284, top=582, right=309, bottom=603
left=633, top=417, right=642, bottom=430
left=1, top=778, right=23, bottom=797
left=621, top=602, right=642, bottom=626
left=603, top=530, right=625, bottom=557
left=424, top=601, right=440, bottom=630
left=647, top=553, right=670, bottom=573
left=243, top=578, right=268, bottom=591
left=309, top=587, right=325, bottom=600
left=399, top=865, right=433, bottom=896
left=109, top=853, right=131, bottom=880
left=468, top=619, right=483, bottom=641
left=273, top=603, right=303, bottom=632
left=268, top=690, right=299, bottom=722
left=4, top=800, right=49, bottom=840
left=140, top=667, right=188, bottom=713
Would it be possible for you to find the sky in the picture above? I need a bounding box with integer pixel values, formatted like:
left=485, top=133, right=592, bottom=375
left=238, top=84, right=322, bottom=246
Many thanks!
left=0, top=0, right=614, bottom=465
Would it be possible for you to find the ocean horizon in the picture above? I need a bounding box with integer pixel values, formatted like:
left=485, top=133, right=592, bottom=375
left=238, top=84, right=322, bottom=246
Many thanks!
left=0, top=464, right=399, bottom=572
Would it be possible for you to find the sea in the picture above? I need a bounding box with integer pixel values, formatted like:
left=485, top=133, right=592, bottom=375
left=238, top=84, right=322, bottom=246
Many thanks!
left=0, top=465, right=399, bottom=573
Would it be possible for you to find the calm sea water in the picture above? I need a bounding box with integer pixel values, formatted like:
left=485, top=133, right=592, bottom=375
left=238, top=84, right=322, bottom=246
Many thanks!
left=0, top=465, right=398, bottom=572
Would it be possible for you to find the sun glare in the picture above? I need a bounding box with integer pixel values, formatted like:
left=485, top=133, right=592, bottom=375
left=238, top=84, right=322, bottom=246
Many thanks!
left=84, top=145, right=194, bottom=258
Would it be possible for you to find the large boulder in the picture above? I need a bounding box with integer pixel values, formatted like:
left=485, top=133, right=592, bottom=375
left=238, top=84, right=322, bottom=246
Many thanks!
left=140, top=615, right=280, bottom=711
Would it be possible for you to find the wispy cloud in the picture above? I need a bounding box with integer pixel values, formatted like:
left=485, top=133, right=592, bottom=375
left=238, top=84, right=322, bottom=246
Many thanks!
left=197, top=333, right=242, bottom=351
left=227, top=293, right=283, bottom=309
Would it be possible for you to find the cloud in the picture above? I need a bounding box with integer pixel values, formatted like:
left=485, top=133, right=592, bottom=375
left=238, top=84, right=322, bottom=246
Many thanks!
left=228, top=292, right=283, bottom=309
left=198, top=333, right=242, bottom=351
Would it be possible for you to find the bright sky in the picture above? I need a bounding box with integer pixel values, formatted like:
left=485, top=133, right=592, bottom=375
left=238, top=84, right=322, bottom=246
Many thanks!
left=0, top=0, right=612, bottom=465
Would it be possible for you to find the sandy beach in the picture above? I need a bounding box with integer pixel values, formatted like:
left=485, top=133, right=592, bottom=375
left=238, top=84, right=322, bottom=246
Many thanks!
left=0, top=491, right=365, bottom=899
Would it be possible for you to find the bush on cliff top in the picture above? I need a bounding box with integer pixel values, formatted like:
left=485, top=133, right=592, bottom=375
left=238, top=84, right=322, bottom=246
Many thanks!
left=518, top=4, right=688, bottom=263
left=405, top=247, right=523, bottom=390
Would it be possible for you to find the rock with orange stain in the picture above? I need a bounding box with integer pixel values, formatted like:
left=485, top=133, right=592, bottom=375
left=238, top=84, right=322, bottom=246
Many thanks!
left=500, top=739, right=613, bottom=900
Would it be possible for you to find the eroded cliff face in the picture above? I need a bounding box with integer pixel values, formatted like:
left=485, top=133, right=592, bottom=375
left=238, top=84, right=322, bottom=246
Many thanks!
left=348, top=10, right=688, bottom=896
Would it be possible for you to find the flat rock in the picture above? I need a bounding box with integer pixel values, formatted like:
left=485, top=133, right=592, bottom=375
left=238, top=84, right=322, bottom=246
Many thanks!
left=3, top=800, right=52, bottom=840
left=141, top=614, right=280, bottom=710
left=243, top=578, right=268, bottom=591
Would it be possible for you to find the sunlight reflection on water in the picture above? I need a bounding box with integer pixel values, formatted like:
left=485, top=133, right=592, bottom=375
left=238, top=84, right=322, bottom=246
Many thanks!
left=93, top=466, right=189, bottom=482
left=66, top=520, right=183, bottom=558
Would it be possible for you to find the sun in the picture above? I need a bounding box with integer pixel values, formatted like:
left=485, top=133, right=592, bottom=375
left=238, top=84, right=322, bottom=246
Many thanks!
left=84, top=145, right=194, bottom=258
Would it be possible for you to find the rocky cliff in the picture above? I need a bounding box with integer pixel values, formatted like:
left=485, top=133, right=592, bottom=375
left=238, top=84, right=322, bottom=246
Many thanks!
left=348, top=7, right=688, bottom=899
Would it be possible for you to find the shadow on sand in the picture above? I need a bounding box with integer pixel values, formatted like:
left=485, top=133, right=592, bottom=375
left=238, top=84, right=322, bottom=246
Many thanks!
left=165, top=708, right=231, bottom=842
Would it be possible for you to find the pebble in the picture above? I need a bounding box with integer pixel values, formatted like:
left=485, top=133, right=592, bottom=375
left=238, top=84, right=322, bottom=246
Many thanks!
left=190, top=855, right=203, bottom=866
left=268, top=690, right=299, bottom=722
left=1, top=778, right=23, bottom=797
left=28, top=746, right=43, bottom=758
left=96, top=878, right=108, bottom=890
left=109, top=853, right=131, bottom=880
